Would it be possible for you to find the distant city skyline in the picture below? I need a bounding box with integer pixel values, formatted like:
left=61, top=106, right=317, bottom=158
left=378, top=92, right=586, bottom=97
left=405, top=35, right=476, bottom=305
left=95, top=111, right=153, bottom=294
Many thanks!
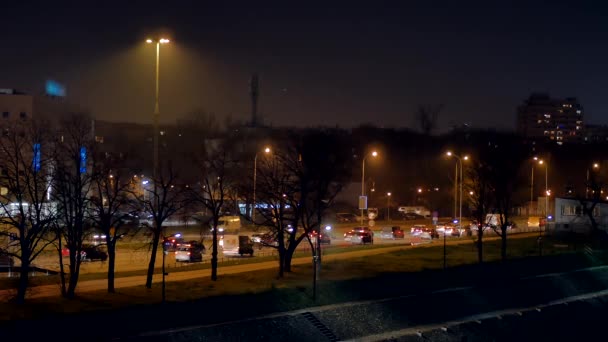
left=3, top=1, right=608, bottom=131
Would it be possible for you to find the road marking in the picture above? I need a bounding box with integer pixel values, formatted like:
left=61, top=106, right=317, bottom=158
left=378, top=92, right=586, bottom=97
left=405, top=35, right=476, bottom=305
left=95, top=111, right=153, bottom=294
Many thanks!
left=520, top=264, right=608, bottom=280
left=342, top=288, right=608, bottom=342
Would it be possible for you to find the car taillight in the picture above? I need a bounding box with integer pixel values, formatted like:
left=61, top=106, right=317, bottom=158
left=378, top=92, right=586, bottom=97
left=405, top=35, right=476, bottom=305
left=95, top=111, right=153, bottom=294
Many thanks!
left=187, top=252, right=191, bottom=255
left=175, top=251, right=178, bottom=255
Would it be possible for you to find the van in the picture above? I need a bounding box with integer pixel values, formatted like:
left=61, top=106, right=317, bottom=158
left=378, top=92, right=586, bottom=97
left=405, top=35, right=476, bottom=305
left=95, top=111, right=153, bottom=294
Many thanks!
left=216, top=216, right=241, bottom=232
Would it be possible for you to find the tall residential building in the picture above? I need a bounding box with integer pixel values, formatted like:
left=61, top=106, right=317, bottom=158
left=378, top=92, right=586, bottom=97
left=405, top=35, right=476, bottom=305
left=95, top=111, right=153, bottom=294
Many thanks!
left=517, top=93, right=584, bottom=144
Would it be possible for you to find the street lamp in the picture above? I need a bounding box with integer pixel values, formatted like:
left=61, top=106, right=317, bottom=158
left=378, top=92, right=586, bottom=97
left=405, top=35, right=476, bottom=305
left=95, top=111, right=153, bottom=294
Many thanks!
left=387, top=192, right=392, bottom=222
left=445, top=152, right=468, bottom=231
left=145, top=37, right=170, bottom=194
left=586, top=162, right=600, bottom=199
left=252, top=147, right=271, bottom=222
left=361, top=151, right=378, bottom=224
left=538, top=160, right=549, bottom=217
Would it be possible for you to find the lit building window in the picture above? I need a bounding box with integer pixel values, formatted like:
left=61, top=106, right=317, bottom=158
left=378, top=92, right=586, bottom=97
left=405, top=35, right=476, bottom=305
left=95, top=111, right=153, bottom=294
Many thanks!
left=95, top=136, right=104, bottom=143
left=544, top=114, right=551, bottom=118
left=160, top=131, right=165, bottom=136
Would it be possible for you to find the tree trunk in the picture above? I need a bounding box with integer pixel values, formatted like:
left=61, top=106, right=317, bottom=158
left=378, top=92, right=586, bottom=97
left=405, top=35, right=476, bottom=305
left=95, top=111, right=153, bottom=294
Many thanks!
left=15, top=252, right=30, bottom=303
left=66, top=251, right=80, bottom=298
left=57, top=234, right=66, bottom=297
left=284, top=243, right=298, bottom=273
left=107, top=239, right=116, bottom=293
left=477, top=227, right=484, bottom=264
left=211, top=228, right=218, bottom=281
left=278, top=247, right=285, bottom=278
left=145, top=229, right=161, bottom=289
left=501, top=228, right=507, bottom=262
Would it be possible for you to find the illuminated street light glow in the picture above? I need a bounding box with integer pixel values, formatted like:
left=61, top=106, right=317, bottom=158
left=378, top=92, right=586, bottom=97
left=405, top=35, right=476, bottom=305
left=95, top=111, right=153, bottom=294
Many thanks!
left=159, top=38, right=170, bottom=44
left=146, top=38, right=153, bottom=43
left=469, top=191, right=474, bottom=195
left=264, top=147, right=271, bottom=153
left=594, top=163, right=599, bottom=169
left=387, top=192, right=392, bottom=196
left=371, top=151, right=378, bottom=157
left=417, top=188, right=422, bottom=193
left=446, top=151, right=452, bottom=156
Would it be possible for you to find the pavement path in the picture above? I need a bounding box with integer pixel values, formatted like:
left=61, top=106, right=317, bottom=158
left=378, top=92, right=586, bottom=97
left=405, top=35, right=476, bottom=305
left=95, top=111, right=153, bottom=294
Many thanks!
left=0, top=233, right=536, bottom=301
left=115, top=264, right=608, bottom=341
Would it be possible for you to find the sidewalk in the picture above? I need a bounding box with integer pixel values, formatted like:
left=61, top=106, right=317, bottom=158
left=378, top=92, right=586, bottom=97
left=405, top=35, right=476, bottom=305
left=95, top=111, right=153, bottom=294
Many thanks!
left=0, top=233, right=535, bottom=301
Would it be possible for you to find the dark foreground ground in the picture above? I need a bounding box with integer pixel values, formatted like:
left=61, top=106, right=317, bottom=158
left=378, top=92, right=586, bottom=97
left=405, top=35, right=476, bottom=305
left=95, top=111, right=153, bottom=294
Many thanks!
left=3, top=250, right=608, bottom=341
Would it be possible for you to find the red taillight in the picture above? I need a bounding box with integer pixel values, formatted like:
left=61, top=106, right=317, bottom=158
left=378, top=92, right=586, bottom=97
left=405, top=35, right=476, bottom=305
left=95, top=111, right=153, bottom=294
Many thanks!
left=187, top=252, right=191, bottom=255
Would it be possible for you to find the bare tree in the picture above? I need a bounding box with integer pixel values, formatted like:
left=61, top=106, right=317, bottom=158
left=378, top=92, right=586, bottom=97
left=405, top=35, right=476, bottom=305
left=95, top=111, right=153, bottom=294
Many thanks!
left=52, top=113, right=94, bottom=298
left=142, top=163, right=188, bottom=289
left=465, top=160, right=494, bottom=264
left=191, top=140, right=237, bottom=281
left=252, top=130, right=351, bottom=277
left=89, top=152, right=137, bottom=293
left=0, top=119, right=55, bottom=303
left=492, top=137, right=528, bottom=261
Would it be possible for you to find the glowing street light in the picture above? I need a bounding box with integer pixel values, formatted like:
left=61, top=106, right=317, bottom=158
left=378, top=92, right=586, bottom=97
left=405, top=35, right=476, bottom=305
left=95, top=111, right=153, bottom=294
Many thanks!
left=253, top=146, right=271, bottom=222
left=360, top=150, right=378, bottom=224
left=145, top=37, right=171, bottom=212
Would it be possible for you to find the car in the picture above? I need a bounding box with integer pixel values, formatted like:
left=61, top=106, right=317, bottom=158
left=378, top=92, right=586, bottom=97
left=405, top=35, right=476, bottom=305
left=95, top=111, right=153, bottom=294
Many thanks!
left=411, top=225, right=439, bottom=239
left=252, top=233, right=277, bottom=246
left=402, top=212, right=424, bottom=220
left=345, top=229, right=374, bottom=244
left=175, top=244, right=204, bottom=262
left=163, top=236, right=184, bottom=251
left=380, top=226, right=404, bottom=239
left=309, top=231, right=331, bottom=245
left=336, top=213, right=357, bottom=223
left=79, top=245, right=108, bottom=261
left=392, top=226, right=405, bottom=239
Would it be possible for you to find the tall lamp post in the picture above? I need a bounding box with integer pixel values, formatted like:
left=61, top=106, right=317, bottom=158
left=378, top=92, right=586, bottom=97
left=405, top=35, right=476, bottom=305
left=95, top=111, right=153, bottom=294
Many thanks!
left=386, top=192, right=392, bottom=222
left=361, top=151, right=378, bottom=224
left=252, top=147, right=271, bottom=222
left=145, top=38, right=170, bottom=194
left=446, top=152, right=468, bottom=229
left=586, top=163, right=600, bottom=199
left=538, top=159, right=549, bottom=217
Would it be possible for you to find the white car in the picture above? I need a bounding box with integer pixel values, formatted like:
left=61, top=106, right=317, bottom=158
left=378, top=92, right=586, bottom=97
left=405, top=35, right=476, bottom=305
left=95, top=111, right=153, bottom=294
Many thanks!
left=175, top=245, right=203, bottom=262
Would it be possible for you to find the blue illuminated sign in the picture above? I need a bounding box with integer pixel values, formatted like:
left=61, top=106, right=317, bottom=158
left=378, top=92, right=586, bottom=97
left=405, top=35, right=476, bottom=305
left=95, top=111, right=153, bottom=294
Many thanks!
left=45, top=80, right=66, bottom=97
left=33, top=143, right=41, bottom=172
left=79, top=147, right=87, bottom=174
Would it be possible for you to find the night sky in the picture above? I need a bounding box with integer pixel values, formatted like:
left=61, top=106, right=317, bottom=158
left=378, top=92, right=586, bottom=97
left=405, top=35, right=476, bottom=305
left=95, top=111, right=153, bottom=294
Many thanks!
left=2, top=1, right=608, bottom=131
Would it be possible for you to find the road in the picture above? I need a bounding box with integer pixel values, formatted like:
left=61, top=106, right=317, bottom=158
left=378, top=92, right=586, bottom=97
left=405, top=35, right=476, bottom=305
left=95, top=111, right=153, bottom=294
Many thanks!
left=114, top=265, right=608, bottom=341
left=0, top=233, right=519, bottom=301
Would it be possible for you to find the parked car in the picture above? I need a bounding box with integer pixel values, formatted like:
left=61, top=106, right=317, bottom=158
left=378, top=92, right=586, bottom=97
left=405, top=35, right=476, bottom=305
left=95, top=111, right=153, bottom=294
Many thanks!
left=175, top=244, right=204, bottom=262
left=309, top=231, right=331, bottom=245
left=402, top=212, right=424, bottom=220
left=336, top=213, right=357, bottom=223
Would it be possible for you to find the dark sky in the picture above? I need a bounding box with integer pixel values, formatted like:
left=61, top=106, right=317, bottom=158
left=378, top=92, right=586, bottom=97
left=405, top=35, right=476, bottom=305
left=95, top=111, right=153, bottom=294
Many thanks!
left=2, top=1, right=608, bottom=131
